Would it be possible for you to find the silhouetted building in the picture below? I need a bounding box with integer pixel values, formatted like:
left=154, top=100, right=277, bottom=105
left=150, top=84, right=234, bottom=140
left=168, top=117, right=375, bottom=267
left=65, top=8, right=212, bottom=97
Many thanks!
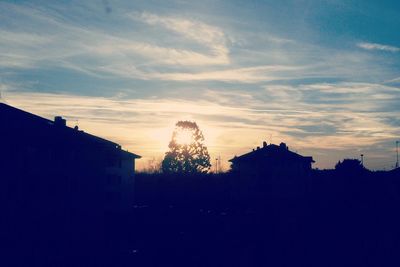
left=229, top=141, right=314, bottom=175
left=0, top=103, right=141, bottom=213
left=389, top=167, right=400, bottom=177
left=229, top=142, right=314, bottom=199
left=334, top=158, right=367, bottom=175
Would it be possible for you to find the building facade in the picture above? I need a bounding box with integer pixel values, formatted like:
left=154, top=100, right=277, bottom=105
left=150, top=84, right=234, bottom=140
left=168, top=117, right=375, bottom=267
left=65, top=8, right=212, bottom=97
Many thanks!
left=230, top=141, right=314, bottom=175
left=0, top=103, right=141, bottom=213
left=229, top=141, right=315, bottom=198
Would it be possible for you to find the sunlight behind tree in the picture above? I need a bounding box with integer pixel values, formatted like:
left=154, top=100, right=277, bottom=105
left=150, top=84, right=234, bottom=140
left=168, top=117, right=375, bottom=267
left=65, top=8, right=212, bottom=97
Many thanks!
left=162, top=121, right=211, bottom=174
left=175, top=128, right=193, bottom=145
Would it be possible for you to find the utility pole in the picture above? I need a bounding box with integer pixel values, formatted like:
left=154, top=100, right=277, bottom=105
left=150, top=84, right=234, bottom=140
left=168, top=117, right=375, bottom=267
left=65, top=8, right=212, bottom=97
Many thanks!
left=215, top=156, right=222, bottom=174
left=396, top=141, right=399, bottom=169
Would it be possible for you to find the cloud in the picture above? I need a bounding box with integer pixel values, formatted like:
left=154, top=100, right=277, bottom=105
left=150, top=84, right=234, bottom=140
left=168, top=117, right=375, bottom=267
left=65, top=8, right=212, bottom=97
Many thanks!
left=383, top=77, right=400, bottom=84
left=4, top=82, right=400, bottom=170
left=134, top=12, right=229, bottom=64
left=0, top=2, right=395, bottom=85
left=148, top=65, right=304, bottom=83
left=357, top=42, right=400, bottom=52
left=90, top=40, right=227, bottom=66
left=0, top=2, right=231, bottom=78
left=1, top=1, right=399, bottom=170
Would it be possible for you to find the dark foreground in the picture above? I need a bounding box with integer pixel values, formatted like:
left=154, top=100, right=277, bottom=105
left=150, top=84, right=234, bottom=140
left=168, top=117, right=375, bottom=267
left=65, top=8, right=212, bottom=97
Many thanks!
left=3, top=170, right=400, bottom=266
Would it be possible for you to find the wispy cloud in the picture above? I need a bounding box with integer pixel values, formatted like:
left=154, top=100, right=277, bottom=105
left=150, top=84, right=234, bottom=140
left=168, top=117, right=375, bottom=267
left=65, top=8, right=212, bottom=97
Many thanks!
left=1, top=1, right=400, bottom=170
left=134, top=12, right=229, bottom=65
left=0, top=3, right=230, bottom=76
left=383, top=76, right=400, bottom=84
left=357, top=42, right=400, bottom=52
left=148, top=65, right=304, bottom=83
left=4, top=82, right=400, bottom=170
left=0, top=2, right=395, bottom=85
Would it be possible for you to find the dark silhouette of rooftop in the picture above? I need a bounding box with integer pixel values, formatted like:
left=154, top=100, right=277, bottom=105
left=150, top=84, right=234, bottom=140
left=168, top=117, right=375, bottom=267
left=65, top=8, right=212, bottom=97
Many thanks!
left=0, top=102, right=140, bottom=158
left=0, top=102, right=141, bottom=265
left=229, top=141, right=314, bottom=175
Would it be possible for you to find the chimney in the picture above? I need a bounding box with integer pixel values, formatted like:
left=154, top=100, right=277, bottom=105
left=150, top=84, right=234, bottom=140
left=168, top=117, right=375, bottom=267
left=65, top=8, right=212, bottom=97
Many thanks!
left=263, top=141, right=267, bottom=148
left=279, top=142, right=287, bottom=150
left=54, top=116, right=66, bottom=127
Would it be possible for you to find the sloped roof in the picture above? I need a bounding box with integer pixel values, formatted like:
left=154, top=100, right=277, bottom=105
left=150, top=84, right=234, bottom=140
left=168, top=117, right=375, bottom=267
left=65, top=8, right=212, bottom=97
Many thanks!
left=0, top=103, right=141, bottom=159
left=229, top=143, right=314, bottom=163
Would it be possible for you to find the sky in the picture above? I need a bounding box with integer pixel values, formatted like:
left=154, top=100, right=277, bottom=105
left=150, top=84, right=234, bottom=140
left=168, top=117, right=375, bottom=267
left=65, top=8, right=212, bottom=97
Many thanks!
left=1, top=0, right=400, bottom=171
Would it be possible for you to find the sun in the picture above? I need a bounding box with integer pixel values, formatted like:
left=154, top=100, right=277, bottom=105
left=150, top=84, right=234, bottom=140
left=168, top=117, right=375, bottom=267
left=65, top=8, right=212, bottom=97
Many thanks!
left=174, top=128, right=193, bottom=145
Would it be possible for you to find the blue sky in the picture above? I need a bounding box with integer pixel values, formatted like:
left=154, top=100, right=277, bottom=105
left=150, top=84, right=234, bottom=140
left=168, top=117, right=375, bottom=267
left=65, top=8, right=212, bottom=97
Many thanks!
left=1, top=0, right=400, bottom=170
